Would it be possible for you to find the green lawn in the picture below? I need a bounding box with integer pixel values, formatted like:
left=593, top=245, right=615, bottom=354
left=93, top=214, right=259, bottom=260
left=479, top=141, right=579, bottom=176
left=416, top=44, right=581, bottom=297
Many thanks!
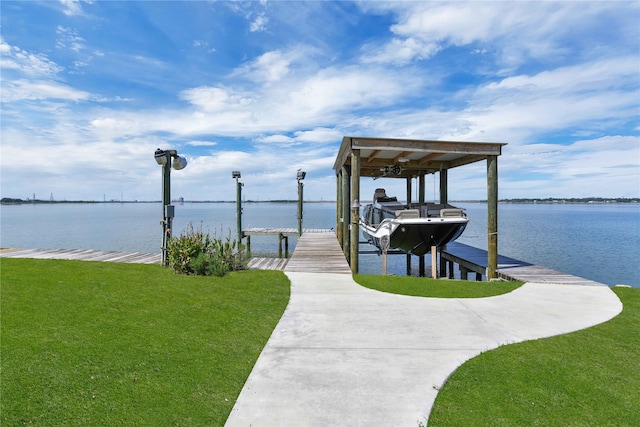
left=354, top=273, right=522, bottom=298
left=1, top=258, right=289, bottom=426
left=428, top=286, right=640, bottom=426
left=2, top=259, right=638, bottom=425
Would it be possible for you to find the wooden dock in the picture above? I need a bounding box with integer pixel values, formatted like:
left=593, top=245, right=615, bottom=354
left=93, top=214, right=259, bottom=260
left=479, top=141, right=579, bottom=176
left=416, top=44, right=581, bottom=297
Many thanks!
left=242, top=227, right=334, bottom=261
left=2, top=238, right=596, bottom=285
left=0, top=248, right=161, bottom=264
left=285, top=232, right=352, bottom=274
left=246, top=231, right=351, bottom=273
left=0, top=229, right=342, bottom=273
left=441, top=241, right=603, bottom=286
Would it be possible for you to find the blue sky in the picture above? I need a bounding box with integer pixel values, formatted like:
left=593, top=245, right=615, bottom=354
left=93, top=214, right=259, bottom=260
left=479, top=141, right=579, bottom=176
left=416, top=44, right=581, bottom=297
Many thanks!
left=1, top=0, right=639, bottom=202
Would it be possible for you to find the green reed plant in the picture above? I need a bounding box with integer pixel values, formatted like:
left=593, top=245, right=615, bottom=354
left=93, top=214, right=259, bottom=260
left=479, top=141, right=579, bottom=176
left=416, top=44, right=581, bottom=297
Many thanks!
left=167, top=222, right=246, bottom=276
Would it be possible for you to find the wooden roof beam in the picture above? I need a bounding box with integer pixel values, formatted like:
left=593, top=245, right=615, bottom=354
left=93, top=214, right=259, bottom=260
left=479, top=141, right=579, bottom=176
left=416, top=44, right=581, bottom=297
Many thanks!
left=366, top=150, right=382, bottom=164
left=392, top=151, right=412, bottom=164
left=418, top=152, right=442, bottom=165
left=351, top=137, right=504, bottom=156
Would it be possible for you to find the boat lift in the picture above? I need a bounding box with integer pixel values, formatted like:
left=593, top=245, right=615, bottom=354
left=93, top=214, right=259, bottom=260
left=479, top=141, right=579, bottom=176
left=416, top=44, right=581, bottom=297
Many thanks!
left=333, top=137, right=506, bottom=278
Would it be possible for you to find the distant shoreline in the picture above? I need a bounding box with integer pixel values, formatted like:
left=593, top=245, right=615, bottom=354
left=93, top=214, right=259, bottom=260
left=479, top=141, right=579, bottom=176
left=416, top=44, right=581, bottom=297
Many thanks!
left=2, top=197, right=638, bottom=205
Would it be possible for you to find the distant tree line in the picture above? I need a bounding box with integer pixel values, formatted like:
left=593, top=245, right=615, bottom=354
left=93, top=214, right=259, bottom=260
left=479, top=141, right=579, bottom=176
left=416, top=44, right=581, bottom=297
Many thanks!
left=499, top=197, right=639, bottom=204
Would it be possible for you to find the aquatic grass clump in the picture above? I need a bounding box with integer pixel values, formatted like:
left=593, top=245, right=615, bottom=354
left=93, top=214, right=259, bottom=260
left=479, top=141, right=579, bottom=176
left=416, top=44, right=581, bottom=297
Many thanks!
left=167, top=222, right=246, bottom=276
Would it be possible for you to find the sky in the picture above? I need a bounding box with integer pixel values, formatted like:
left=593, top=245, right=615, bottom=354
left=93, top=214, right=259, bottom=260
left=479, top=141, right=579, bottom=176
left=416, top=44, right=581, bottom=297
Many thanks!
left=1, top=0, right=639, bottom=202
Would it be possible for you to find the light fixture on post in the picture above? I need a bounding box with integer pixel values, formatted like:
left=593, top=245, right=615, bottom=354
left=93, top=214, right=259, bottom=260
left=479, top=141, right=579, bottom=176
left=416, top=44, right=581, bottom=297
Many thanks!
left=154, top=148, right=188, bottom=266
left=297, top=170, right=306, bottom=236
left=232, top=171, right=243, bottom=245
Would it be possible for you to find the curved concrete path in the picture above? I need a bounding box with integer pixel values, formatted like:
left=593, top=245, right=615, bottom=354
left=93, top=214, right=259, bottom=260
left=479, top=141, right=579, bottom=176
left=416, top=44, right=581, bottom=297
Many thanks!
left=226, top=272, right=621, bottom=426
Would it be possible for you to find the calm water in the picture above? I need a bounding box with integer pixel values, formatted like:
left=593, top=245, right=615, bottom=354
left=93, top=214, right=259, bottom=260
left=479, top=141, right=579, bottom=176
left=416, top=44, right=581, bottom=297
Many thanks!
left=1, top=202, right=638, bottom=287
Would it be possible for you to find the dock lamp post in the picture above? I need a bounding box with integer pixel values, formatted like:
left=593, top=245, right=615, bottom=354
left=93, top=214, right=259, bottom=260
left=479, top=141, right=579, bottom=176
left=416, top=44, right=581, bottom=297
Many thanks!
left=154, top=148, right=188, bottom=266
left=297, top=170, right=306, bottom=236
left=232, top=171, right=243, bottom=245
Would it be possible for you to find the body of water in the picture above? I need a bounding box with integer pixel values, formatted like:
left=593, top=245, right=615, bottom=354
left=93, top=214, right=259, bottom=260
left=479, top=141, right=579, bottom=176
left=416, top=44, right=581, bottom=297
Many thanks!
left=1, top=202, right=638, bottom=287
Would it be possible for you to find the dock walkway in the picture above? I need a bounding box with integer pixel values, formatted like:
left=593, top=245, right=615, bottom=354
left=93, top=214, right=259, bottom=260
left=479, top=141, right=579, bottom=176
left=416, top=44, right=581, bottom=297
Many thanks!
left=0, top=248, right=161, bottom=264
left=225, top=232, right=623, bottom=426
left=442, top=241, right=603, bottom=285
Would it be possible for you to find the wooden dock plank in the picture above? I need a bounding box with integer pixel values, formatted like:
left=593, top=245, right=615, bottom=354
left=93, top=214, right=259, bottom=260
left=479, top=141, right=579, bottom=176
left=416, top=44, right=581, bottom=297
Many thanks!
left=243, top=228, right=334, bottom=236
left=247, top=257, right=289, bottom=271
left=285, top=232, right=351, bottom=274
left=442, top=241, right=604, bottom=286
left=0, top=248, right=161, bottom=265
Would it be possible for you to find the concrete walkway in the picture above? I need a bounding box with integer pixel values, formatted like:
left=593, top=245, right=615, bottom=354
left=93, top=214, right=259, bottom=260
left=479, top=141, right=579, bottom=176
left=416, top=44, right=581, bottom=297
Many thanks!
left=225, top=235, right=622, bottom=426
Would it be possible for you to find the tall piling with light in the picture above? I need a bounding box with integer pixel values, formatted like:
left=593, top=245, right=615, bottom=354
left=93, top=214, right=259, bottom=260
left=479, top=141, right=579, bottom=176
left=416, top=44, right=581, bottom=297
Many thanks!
left=154, top=148, right=188, bottom=266
left=232, top=171, right=243, bottom=245
left=297, top=170, right=306, bottom=236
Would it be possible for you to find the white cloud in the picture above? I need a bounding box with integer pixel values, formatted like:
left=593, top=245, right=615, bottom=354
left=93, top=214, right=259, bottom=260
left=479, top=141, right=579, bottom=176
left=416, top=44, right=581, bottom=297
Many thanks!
left=56, top=26, right=86, bottom=52
left=234, top=49, right=298, bottom=84
left=497, top=136, right=640, bottom=198
left=292, top=128, right=342, bottom=144
left=2, top=79, right=91, bottom=102
left=185, top=140, right=218, bottom=147
left=360, top=37, right=441, bottom=65
left=60, top=0, right=84, bottom=17
left=0, top=38, right=63, bottom=77
left=361, top=1, right=639, bottom=69
left=179, top=86, right=253, bottom=112
left=250, top=13, right=269, bottom=32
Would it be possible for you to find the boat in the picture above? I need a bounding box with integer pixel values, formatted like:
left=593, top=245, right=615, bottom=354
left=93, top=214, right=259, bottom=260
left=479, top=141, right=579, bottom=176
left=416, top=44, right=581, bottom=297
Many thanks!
left=360, top=188, right=469, bottom=256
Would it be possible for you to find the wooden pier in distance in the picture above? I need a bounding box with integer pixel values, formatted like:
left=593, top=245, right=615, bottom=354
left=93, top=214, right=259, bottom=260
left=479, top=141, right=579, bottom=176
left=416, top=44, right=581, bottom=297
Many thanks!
left=242, top=227, right=333, bottom=259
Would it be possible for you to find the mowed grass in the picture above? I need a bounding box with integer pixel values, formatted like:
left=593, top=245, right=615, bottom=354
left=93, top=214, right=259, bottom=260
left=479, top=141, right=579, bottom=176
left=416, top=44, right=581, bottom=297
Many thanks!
left=355, top=274, right=522, bottom=298
left=4, top=259, right=638, bottom=425
left=1, top=258, right=289, bottom=426
left=428, top=286, right=640, bottom=426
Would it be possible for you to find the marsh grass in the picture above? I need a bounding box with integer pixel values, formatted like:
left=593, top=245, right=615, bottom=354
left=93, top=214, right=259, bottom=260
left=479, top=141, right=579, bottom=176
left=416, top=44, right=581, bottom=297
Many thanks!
left=1, top=258, right=289, bottom=426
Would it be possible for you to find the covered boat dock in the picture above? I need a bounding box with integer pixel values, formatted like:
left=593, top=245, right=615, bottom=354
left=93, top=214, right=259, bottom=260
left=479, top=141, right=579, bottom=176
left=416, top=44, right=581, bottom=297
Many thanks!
left=332, top=136, right=506, bottom=278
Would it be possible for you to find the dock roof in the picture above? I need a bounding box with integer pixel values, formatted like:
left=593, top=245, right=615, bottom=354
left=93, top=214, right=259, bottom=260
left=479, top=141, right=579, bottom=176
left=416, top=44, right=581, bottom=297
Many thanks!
left=333, top=136, right=506, bottom=178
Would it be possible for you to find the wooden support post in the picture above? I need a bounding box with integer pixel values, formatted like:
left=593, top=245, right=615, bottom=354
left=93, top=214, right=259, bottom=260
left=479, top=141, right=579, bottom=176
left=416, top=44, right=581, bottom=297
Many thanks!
left=460, top=266, right=469, bottom=281
left=475, top=272, right=482, bottom=281
left=246, top=235, right=251, bottom=257
left=278, top=233, right=283, bottom=258
left=419, top=173, right=426, bottom=277
left=431, top=245, right=438, bottom=279
left=336, top=171, right=342, bottom=244
left=284, top=236, right=289, bottom=258
left=297, top=180, right=303, bottom=236
left=406, top=254, right=412, bottom=276
left=487, top=155, right=498, bottom=279
left=440, top=168, right=448, bottom=205
left=342, top=166, right=350, bottom=259
left=350, top=150, right=360, bottom=274
left=382, top=249, right=387, bottom=275
left=439, top=255, right=446, bottom=278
